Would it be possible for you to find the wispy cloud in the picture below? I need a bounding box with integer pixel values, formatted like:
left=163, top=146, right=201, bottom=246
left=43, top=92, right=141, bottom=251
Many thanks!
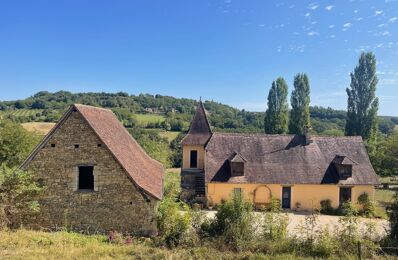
left=329, top=24, right=335, bottom=28
left=343, top=23, right=352, bottom=27
left=308, top=3, right=319, bottom=10
left=307, top=31, right=319, bottom=36
left=374, top=10, right=383, bottom=16
left=304, top=12, right=311, bottom=17
left=325, top=5, right=334, bottom=11
left=354, top=17, right=363, bottom=21
left=389, top=17, right=397, bottom=23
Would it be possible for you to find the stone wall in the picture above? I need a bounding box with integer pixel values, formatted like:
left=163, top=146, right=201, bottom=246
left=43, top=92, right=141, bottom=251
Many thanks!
left=25, top=110, right=158, bottom=235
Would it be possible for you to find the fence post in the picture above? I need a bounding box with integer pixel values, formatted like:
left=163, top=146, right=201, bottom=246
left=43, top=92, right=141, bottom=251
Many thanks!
left=357, top=241, right=362, bottom=260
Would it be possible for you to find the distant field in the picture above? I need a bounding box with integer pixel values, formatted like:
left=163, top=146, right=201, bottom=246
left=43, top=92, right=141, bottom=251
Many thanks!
left=395, top=125, right=398, bottom=131
left=22, top=122, right=55, bottom=135
left=0, top=109, right=43, bottom=118
left=134, top=113, right=165, bottom=125
left=159, top=131, right=181, bottom=142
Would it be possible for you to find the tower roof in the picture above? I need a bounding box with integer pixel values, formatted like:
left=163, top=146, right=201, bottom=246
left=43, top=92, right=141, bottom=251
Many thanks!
left=181, top=100, right=212, bottom=145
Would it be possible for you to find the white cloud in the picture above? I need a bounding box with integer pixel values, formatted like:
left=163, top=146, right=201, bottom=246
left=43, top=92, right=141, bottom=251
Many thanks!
left=257, top=24, right=265, bottom=27
left=378, top=23, right=386, bottom=27
left=308, top=3, right=319, bottom=10
left=343, top=23, right=352, bottom=27
left=382, top=31, right=390, bottom=36
left=307, top=31, right=319, bottom=36
left=354, top=9, right=358, bottom=14
left=304, top=12, right=311, bottom=17
left=374, top=10, right=383, bottom=16
left=325, top=5, right=334, bottom=11
left=311, top=21, right=318, bottom=25
left=389, top=17, right=397, bottom=23
left=355, top=17, right=363, bottom=21
left=289, top=4, right=295, bottom=8
left=329, top=34, right=336, bottom=38
left=329, top=24, right=335, bottom=28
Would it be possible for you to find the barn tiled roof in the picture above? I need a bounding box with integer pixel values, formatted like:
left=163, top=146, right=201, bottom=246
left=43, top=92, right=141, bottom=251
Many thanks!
left=181, top=100, right=212, bottom=145
left=205, top=133, right=379, bottom=185
left=22, top=104, right=164, bottom=200
left=75, top=104, right=164, bottom=199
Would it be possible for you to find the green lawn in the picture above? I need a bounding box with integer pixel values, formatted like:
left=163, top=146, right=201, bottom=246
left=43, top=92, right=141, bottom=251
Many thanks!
left=374, top=188, right=396, bottom=219
left=0, top=229, right=277, bottom=259
left=134, top=113, right=165, bottom=126
left=159, top=131, right=181, bottom=142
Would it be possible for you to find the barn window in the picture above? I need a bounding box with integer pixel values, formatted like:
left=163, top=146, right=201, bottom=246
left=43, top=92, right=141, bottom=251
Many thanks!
left=74, top=144, right=80, bottom=149
left=78, top=166, right=94, bottom=190
left=97, top=143, right=102, bottom=147
left=51, top=143, right=56, bottom=148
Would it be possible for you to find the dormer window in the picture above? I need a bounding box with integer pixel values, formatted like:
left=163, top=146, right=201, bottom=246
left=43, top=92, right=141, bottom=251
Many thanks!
left=231, top=162, right=244, bottom=176
left=229, top=152, right=246, bottom=177
left=332, top=155, right=355, bottom=180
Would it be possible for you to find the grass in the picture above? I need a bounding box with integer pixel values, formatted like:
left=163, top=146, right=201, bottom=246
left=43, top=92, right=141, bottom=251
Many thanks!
left=158, top=131, right=181, bottom=142
left=22, top=122, right=55, bottom=135
left=0, top=229, right=302, bottom=259
left=374, top=188, right=396, bottom=219
left=134, top=113, right=165, bottom=126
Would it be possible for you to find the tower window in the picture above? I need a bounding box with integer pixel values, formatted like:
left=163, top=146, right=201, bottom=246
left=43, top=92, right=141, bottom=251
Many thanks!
left=78, top=166, right=94, bottom=190
left=190, top=150, right=198, bottom=168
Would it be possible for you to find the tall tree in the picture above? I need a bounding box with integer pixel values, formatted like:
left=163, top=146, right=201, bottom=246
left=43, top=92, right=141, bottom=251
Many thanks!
left=345, top=52, right=379, bottom=143
left=289, top=73, right=311, bottom=134
left=264, top=77, right=289, bottom=134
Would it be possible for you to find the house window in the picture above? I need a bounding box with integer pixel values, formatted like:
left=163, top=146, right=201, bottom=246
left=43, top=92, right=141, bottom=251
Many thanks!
left=78, top=166, right=94, bottom=190
left=339, top=165, right=352, bottom=179
left=233, top=187, right=242, bottom=197
left=231, top=162, right=244, bottom=176
left=190, top=150, right=198, bottom=168
left=339, top=187, right=352, bottom=206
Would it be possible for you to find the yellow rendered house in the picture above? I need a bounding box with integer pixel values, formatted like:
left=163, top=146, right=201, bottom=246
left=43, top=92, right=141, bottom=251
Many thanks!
left=180, top=101, right=380, bottom=211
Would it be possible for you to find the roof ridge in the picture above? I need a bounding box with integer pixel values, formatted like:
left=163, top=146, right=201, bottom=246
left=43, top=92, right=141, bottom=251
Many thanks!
left=73, top=103, right=112, bottom=112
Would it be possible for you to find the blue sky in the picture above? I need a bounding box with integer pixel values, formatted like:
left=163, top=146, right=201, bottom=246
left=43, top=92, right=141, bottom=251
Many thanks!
left=0, top=1, right=397, bottom=115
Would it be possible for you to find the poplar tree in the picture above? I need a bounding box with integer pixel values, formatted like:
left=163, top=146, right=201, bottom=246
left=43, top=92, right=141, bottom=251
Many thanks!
left=264, top=77, right=289, bottom=134
left=345, top=52, right=379, bottom=144
left=289, top=73, right=311, bottom=134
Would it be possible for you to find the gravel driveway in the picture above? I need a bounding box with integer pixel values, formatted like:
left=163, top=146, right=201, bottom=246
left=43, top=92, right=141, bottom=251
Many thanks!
left=203, top=210, right=389, bottom=239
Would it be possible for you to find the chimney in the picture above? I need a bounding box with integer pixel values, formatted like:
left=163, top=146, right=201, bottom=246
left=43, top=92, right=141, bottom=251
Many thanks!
left=304, top=125, right=312, bottom=145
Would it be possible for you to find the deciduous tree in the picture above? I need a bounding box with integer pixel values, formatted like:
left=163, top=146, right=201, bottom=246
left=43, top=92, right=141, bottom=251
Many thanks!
left=289, top=73, right=311, bottom=134
left=264, top=77, right=289, bottom=134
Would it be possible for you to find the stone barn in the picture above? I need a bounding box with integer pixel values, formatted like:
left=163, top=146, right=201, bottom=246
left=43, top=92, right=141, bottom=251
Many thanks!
left=21, top=104, right=164, bottom=235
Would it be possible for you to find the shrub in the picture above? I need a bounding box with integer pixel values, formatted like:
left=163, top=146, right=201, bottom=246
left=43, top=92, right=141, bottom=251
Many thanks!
left=357, top=193, right=376, bottom=217
left=388, top=192, right=398, bottom=244
left=156, top=197, right=191, bottom=247
left=203, top=192, right=255, bottom=251
left=267, top=198, right=282, bottom=212
left=0, top=165, right=44, bottom=229
left=320, top=199, right=335, bottom=215
left=262, top=212, right=288, bottom=241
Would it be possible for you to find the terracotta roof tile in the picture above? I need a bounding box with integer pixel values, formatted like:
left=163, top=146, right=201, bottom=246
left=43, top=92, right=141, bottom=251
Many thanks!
left=75, top=104, right=164, bottom=199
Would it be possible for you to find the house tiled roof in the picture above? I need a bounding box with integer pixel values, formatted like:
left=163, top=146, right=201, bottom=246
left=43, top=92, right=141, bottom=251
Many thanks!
left=181, top=100, right=212, bottom=145
left=205, top=132, right=379, bottom=185
left=22, top=104, right=164, bottom=200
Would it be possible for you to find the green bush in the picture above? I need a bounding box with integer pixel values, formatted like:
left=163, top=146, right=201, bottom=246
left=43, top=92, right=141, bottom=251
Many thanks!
left=202, top=192, right=255, bottom=251
left=357, top=193, right=376, bottom=217
left=320, top=199, right=335, bottom=215
left=156, top=197, right=191, bottom=248
left=267, top=198, right=282, bottom=212
left=388, top=193, right=398, bottom=244
left=262, top=212, right=288, bottom=241
left=0, top=165, right=44, bottom=229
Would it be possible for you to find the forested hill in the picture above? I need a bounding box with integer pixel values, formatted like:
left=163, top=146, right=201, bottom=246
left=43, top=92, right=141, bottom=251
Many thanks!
left=0, top=91, right=397, bottom=135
